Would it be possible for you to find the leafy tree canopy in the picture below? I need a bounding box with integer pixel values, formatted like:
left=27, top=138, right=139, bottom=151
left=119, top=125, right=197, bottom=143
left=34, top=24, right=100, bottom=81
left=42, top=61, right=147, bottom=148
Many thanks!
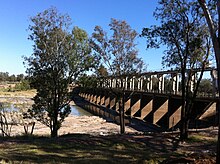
left=90, top=18, right=145, bottom=77
left=24, top=7, right=96, bottom=137
left=141, top=0, right=213, bottom=69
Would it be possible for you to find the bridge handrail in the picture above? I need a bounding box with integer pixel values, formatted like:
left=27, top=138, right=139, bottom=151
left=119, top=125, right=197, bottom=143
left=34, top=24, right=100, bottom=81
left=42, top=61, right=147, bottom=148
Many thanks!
left=92, top=67, right=218, bottom=98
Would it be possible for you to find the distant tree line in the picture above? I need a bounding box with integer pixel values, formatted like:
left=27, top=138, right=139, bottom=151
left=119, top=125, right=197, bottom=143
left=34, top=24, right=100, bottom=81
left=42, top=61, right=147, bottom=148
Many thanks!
left=0, top=72, right=31, bottom=91
left=0, top=72, right=25, bottom=82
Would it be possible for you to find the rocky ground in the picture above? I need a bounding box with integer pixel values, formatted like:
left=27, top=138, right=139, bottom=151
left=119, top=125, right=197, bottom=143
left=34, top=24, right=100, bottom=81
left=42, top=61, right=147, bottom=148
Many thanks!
left=9, top=114, right=138, bottom=136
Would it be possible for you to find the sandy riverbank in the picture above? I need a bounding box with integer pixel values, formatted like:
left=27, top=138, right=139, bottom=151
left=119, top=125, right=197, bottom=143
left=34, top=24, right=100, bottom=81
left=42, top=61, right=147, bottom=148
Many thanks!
left=9, top=114, right=138, bottom=136
left=0, top=92, right=138, bottom=136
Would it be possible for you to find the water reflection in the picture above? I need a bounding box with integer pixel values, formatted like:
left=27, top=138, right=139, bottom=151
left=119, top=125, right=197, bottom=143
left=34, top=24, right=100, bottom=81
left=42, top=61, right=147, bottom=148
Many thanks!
left=0, top=103, right=19, bottom=112
left=70, top=105, right=93, bottom=116
left=1, top=102, right=92, bottom=117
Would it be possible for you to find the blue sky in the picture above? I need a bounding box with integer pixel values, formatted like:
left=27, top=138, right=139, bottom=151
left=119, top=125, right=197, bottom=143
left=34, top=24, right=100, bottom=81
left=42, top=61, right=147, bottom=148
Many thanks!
left=0, top=0, right=164, bottom=75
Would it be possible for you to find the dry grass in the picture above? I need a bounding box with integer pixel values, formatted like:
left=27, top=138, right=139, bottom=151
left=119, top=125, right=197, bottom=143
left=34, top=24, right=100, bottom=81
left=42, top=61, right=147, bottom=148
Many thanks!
left=0, top=132, right=217, bottom=164
left=0, top=89, right=36, bottom=98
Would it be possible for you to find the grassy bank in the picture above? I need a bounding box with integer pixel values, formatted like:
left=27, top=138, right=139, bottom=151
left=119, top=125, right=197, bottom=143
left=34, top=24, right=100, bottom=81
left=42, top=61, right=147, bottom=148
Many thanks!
left=0, top=132, right=216, bottom=164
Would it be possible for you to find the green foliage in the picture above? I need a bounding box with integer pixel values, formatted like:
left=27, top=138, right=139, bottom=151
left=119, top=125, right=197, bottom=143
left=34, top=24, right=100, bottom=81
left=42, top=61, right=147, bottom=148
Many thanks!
left=142, top=0, right=212, bottom=69
left=24, top=7, right=96, bottom=137
left=198, top=78, right=213, bottom=94
left=96, top=64, right=108, bottom=77
left=77, top=74, right=98, bottom=88
left=14, top=80, right=31, bottom=91
left=90, top=18, right=144, bottom=77
left=0, top=72, right=9, bottom=82
left=0, top=72, right=25, bottom=82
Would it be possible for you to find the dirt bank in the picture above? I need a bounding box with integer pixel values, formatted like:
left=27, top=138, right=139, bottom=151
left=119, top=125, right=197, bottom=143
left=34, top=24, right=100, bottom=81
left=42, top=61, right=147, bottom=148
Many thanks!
left=0, top=94, right=138, bottom=136
left=9, top=115, right=138, bottom=136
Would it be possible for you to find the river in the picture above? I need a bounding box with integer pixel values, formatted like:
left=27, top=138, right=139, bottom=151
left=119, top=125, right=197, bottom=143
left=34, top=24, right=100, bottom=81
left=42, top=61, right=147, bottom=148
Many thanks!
left=70, top=105, right=93, bottom=116
left=1, top=102, right=92, bottom=117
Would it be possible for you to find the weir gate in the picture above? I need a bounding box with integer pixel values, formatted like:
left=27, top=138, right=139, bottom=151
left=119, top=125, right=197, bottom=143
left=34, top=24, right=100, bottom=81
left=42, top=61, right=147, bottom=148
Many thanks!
left=77, top=68, right=219, bottom=131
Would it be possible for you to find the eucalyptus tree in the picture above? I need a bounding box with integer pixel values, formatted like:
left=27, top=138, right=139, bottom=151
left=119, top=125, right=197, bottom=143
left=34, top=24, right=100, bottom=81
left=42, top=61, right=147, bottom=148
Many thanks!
left=197, top=0, right=220, bottom=162
left=141, top=0, right=212, bottom=140
left=24, top=7, right=95, bottom=137
left=90, top=18, right=144, bottom=133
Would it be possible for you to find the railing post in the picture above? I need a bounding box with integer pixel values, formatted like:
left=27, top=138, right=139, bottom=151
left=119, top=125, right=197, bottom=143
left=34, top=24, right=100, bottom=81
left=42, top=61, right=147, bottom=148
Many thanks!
left=137, top=77, right=141, bottom=90
left=172, top=73, right=179, bottom=94
left=124, top=77, right=128, bottom=90
left=103, top=79, right=106, bottom=88
left=129, top=77, right=133, bottom=90
left=158, top=74, right=164, bottom=93
left=132, top=76, right=135, bottom=90
left=117, top=78, right=121, bottom=88
left=112, top=78, right=116, bottom=88
left=108, top=78, right=111, bottom=88
left=146, top=75, right=152, bottom=92
left=139, top=76, right=143, bottom=91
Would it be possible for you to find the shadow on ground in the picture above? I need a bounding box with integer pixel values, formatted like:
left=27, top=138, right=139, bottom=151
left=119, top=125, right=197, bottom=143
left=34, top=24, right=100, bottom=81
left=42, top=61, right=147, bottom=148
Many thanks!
left=0, top=132, right=216, bottom=163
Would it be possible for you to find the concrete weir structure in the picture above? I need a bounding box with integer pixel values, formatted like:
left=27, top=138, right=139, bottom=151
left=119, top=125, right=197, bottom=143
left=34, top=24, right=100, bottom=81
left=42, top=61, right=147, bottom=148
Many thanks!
left=79, top=89, right=216, bottom=131
left=78, top=68, right=218, bottom=131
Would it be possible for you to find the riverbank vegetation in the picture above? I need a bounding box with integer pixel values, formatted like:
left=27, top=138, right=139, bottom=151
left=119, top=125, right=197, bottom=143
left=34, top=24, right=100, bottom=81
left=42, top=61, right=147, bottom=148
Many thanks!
left=0, top=78, right=33, bottom=92
left=0, top=84, right=36, bottom=98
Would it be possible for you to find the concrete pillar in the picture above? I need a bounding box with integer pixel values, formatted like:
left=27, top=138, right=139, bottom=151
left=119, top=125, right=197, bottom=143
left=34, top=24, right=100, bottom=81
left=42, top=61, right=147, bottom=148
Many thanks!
left=137, top=77, right=140, bottom=90
left=103, top=79, right=106, bottom=88
left=105, top=79, right=108, bottom=88
left=158, top=74, right=164, bottom=93
left=139, top=77, right=143, bottom=91
left=111, top=78, right=114, bottom=88
left=129, top=77, right=133, bottom=90
left=172, top=73, right=179, bottom=94
left=108, top=79, right=111, bottom=88
left=132, top=76, right=135, bottom=90
left=124, top=77, right=128, bottom=90
left=190, top=73, right=197, bottom=92
left=112, top=78, right=116, bottom=88
left=146, top=75, right=152, bottom=91
left=211, top=69, right=218, bottom=97
left=115, top=78, right=118, bottom=88
left=118, top=78, right=122, bottom=88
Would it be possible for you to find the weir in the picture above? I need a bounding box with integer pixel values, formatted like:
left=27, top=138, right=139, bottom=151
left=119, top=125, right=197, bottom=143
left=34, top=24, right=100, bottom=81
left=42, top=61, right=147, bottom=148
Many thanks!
left=78, top=88, right=217, bottom=131
left=76, top=68, right=218, bottom=131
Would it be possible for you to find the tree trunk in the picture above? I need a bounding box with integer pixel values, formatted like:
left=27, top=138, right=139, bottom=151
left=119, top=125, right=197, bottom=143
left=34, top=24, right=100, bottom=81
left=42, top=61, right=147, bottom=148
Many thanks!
left=198, top=1, right=220, bottom=162
left=51, top=121, right=58, bottom=138
left=216, top=59, right=220, bottom=163
left=182, top=98, right=191, bottom=140
left=119, top=93, right=125, bottom=134
left=51, top=107, right=59, bottom=138
left=51, top=129, right=58, bottom=138
left=180, top=68, right=187, bottom=140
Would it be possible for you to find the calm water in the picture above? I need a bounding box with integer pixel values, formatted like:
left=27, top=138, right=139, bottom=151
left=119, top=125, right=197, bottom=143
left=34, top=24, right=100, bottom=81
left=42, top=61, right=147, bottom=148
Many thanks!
left=1, top=103, right=92, bottom=117
left=70, top=105, right=93, bottom=116
left=1, top=104, right=19, bottom=112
